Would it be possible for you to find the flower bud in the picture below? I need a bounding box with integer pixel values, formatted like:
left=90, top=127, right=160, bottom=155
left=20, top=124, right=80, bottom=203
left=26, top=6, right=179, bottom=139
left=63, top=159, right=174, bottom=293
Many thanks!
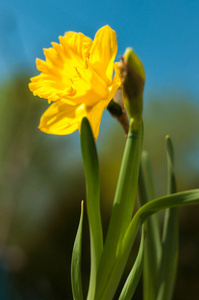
left=119, top=48, right=145, bottom=130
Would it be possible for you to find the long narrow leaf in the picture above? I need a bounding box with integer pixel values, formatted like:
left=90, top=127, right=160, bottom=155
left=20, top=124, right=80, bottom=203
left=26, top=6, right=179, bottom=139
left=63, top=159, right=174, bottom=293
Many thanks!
left=138, top=155, right=161, bottom=300
left=80, top=118, right=103, bottom=300
left=157, top=136, right=178, bottom=300
left=141, top=151, right=156, bottom=200
left=71, top=201, right=84, bottom=300
left=119, top=227, right=145, bottom=300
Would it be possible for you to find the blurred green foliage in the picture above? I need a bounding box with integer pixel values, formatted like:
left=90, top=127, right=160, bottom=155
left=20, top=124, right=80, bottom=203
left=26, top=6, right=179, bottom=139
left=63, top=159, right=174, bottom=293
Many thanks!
left=0, top=75, right=199, bottom=299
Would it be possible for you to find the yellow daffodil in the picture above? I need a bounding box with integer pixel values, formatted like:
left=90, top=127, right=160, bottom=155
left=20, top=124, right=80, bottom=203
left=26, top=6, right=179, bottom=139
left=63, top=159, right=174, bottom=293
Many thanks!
left=29, top=25, right=121, bottom=140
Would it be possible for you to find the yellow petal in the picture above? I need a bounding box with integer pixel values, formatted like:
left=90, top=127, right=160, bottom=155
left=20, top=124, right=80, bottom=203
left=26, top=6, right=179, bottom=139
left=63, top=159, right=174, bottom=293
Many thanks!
left=90, top=25, right=117, bottom=83
left=110, top=62, right=122, bottom=96
left=85, top=78, right=121, bottom=140
left=85, top=100, right=108, bottom=140
left=39, top=101, right=84, bottom=135
left=39, top=98, right=112, bottom=140
left=29, top=71, right=76, bottom=104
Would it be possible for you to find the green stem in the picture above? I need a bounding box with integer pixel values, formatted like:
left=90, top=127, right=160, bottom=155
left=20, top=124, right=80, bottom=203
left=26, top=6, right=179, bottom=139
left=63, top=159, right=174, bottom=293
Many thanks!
left=95, top=119, right=143, bottom=300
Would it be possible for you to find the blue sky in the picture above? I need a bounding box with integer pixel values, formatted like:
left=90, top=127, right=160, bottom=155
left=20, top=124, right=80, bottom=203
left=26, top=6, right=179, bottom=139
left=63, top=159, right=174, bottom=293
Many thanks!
left=0, top=0, right=199, bottom=101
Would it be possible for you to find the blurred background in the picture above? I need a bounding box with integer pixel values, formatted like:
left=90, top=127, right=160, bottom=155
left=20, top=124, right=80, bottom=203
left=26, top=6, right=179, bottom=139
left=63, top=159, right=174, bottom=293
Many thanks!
left=0, top=0, right=199, bottom=299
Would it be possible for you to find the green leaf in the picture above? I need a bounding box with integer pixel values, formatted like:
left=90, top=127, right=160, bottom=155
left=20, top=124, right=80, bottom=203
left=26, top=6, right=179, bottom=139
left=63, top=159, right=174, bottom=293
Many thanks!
left=98, top=189, right=199, bottom=300
left=157, top=136, right=178, bottom=300
left=80, top=118, right=103, bottom=300
left=141, top=151, right=156, bottom=200
left=165, top=135, right=177, bottom=194
left=138, top=154, right=161, bottom=300
left=71, top=201, right=84, bottom=300
left=95, top=120, right=143, bottom=300
left=119, top=227, right=145, bottom=300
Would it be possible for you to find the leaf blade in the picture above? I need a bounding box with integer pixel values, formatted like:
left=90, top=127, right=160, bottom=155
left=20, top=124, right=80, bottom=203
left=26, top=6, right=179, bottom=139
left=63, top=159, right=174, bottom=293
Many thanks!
left=71, top=201, right=84, bottom=300
left=119, top=227, right=145, bottom=300
left=80, top=117, right=103, bottom=300
left=138, top=154, right=161, bottom=300
left=157, top=136, right=178, bottom=300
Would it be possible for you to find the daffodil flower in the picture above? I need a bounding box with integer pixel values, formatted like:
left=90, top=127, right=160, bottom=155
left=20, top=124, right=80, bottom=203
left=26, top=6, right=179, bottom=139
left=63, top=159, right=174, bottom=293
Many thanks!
left=29, top=25, right=121, bottom=140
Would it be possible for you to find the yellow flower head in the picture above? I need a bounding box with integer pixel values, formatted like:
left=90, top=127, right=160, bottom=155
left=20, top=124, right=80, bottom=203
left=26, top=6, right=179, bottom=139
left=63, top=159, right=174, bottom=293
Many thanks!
left=29, top=25, right=121, bottom=140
